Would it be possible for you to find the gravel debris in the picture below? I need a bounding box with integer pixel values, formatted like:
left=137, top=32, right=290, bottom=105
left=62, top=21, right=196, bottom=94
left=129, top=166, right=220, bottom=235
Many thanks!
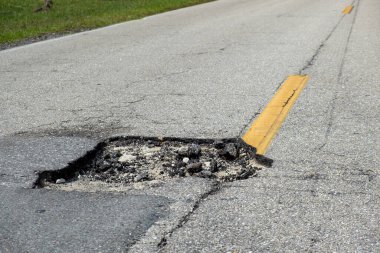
left=186, top=162, right=203, bottom=174
left=220, top=143, right=239, bottom=160
left=188, top=143, right=201, bottom=158
left=45, top=137, right=269, bottom=187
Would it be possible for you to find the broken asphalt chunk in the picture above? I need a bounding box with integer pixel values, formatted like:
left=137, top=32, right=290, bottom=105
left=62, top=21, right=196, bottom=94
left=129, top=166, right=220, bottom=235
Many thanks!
left=186, top=162, right=203, bottom=174
left=219, top=143, right=239, bottom=160
left=188, top=143, right=201, bottom=158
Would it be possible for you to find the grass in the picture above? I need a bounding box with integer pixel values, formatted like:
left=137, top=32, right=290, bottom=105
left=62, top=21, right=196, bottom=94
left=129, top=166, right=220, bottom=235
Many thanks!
left=0, top=0, right=212, bottom=45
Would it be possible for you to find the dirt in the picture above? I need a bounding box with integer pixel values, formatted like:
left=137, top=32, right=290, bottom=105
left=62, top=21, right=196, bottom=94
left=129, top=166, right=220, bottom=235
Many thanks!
left=0, top=30, right=88, bottom=51
left=37, top=137, right=273, bottom=189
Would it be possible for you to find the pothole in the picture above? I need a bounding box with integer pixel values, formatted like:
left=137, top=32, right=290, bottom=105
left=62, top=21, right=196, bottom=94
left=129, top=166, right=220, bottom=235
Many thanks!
left=36, top=137, right=273, bottom=190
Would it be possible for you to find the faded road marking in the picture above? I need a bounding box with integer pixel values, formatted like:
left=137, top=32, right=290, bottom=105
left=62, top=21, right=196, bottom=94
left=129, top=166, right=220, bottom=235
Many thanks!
left=242, top=75, right=309, bottom=155
left=342, top=5, right=354, bottom=14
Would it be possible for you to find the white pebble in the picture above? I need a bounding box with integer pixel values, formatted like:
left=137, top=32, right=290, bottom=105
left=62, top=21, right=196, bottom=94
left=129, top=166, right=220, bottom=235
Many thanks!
left=182, top=157, right=190, bottom=163
left=56, top=178, right=66, bottom=184
left=118, top=154, right=137, bottom=163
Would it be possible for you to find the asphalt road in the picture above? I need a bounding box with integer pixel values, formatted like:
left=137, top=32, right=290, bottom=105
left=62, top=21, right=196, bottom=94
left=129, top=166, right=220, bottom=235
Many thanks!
left=1, top=0, right=379, bottom=252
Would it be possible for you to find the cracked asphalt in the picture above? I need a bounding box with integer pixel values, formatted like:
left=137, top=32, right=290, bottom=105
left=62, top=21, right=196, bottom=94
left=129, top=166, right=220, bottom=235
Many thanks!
left=0, top=0, right=379, bottom=252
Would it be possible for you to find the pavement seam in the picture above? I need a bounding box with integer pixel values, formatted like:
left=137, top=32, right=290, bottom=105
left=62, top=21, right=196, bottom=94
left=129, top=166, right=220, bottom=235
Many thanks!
left=238, top=112, right=261, bottom=137
left=317, top=0, right=360, bottom=151
left=300, top=0, right=357, bottom=74
left=238, top=4, right=352, bottom=141
left=299, top=17, right=344, bottom=74
left=337, top=0, right=360, bottom=82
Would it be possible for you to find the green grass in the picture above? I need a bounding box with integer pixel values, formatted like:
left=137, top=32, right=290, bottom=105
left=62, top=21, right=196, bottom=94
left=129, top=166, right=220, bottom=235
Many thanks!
left=0, top=0, right=212, bottom=44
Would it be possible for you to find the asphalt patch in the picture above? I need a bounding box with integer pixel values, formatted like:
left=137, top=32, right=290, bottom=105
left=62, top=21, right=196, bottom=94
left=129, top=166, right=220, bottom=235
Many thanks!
left=36, top=137, right=273, bottom=188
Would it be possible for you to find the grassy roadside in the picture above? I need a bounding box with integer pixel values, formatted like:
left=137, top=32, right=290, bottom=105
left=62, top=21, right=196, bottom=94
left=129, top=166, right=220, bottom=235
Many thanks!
left=0, top=0, right=213, bottom=45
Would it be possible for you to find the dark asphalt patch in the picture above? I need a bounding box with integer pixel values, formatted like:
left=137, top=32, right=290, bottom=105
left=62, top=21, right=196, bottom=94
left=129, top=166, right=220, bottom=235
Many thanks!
left=36, top=136, right=273, bottom=188
left=0, top=185, right=170, bottom=253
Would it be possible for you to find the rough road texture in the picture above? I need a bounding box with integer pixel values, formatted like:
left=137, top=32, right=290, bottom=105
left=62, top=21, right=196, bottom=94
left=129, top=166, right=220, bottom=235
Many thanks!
left=1, top=0, right=379, bottom=252
left=39, top=137, right=265, bottom=188
left=160, top=0, right=380, bottom=252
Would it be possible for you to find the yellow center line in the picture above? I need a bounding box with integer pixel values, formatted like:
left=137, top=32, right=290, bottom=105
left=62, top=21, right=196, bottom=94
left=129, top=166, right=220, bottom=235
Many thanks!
left=342, top=5, right=354, bottom=14
left=242, top=75, right=309, bottom=155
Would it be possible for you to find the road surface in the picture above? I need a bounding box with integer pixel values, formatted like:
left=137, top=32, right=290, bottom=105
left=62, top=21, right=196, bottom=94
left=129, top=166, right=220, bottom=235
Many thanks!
left=0, top=0, right=379, bottom=252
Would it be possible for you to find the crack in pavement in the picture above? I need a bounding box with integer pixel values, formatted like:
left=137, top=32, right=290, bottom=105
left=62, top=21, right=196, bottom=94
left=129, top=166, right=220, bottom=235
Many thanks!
left=317, top=0, right=360, bottom=151
left=151, top=1, right=363, bottom=251
left=127, top=69, right=192, bottom=87
left=237, top=7, right=351, bottom=143
left=177, top=45, right=230, bottom=57
left=156, top=181, right=222, bottom=251
left=282, top=89, right=297, bottom=106
left=238, top=112, right=261, bottom=137
left=299, top=0, right=357, bottom=75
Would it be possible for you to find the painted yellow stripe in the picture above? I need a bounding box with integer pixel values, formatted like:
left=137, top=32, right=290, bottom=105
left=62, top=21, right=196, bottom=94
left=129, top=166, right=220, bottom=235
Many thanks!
left=342, top=5, right=353, bottom=14
left=242, top=75, right=309, bottom=155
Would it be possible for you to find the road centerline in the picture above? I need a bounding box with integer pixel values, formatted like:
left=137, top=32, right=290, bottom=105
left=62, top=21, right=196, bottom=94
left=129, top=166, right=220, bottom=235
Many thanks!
left=343, top=5, right=354, bottom=14
left=242, top=75, right=309, bottom=155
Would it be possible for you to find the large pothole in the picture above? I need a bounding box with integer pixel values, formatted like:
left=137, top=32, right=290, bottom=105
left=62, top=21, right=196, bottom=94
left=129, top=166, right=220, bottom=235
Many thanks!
left=36, top=137, right=273, bottom=189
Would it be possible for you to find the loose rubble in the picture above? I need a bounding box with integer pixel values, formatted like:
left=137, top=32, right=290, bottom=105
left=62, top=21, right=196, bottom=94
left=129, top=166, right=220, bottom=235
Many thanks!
left=43, top=137, right=271, bottom=187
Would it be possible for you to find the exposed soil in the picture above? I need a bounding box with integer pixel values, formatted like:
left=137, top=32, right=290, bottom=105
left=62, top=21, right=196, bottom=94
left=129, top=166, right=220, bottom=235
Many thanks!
left=0, top=30, right=88, bottom=51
